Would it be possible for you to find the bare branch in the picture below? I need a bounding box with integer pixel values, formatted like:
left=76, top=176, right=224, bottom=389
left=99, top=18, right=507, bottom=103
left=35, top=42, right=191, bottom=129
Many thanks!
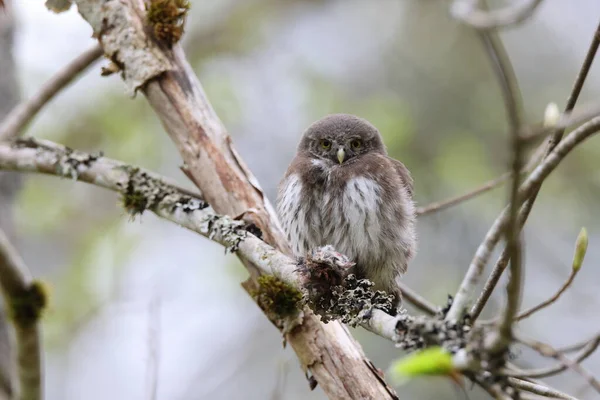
left=469, top=19, right=600, bottom=321
left=67, top=1, right=407, bottom=396
left=451, top=0, right=545, bottom=30
left=0, top=229, right=43, bottom=400
left=480, top=32, right=525, bottom=354
left=3, top=138, right=589, bottom=399
left=447, top=115, right=600, bottom=322
left=416, top=172, right=511, bottom=216
left=0, top=44, right=103, bottom=141
left=515, top=333, right=600, bottom=394
left=417, top=136, right=548, bottom=217
left=447, top=6, right=526, bottom=328
left=0, top=137, right=405, bottom=396
left=515, top=243, right=582, bottom=322
left=505, top=333, right=600, bottom=379
left=396, top=282, right=437, bottom=316
left=508, top=377, right=578, bottom=400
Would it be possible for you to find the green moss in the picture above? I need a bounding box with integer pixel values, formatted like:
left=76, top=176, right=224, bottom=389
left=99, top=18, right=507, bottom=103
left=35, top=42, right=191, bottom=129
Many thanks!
left=10, top=281, right=48, bottom=328
left=146, top=0, right=190, bottom=46
left=252, top=275, right=302, bottom=319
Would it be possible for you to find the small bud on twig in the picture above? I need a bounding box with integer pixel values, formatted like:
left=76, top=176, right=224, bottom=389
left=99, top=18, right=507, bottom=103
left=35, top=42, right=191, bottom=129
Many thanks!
left=543, top=102, right=561, bottom=128
left=572, top=227, right=588, bottom=272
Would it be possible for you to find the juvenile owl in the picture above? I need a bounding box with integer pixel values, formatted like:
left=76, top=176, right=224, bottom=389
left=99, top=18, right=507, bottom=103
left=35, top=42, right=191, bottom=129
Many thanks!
left=277, top=114, right=417, bottom=309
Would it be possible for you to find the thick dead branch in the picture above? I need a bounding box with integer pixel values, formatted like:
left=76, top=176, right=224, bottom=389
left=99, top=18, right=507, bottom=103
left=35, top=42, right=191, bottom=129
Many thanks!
left=66, top=0, right=405, bottom=398
left=0, top=230, right=44, bottom=400
left=0, top=44, right=103, bottom=141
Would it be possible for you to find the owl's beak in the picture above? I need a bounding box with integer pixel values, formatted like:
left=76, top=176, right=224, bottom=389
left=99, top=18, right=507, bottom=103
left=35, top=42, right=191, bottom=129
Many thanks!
left=337, top=147, right=345, bottom=164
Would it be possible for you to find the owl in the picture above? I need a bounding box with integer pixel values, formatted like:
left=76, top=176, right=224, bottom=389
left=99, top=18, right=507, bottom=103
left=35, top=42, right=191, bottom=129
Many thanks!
left=277, top=113, right=417, bottom=309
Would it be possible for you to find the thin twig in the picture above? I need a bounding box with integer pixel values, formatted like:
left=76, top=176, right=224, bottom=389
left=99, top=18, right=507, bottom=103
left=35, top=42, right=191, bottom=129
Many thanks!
left=515, top=333, right=600, bottom=394
left=446, top=7, right=526, bottom=325
left=0, top=229, right=43, bottom=400
left=515, top=268, right=578, bottom=321
left=504, top=333, right=600, bottom=379
left=451, top=0, right=545, bottom=30
left=397, top=281, right=438, bottom=316
left=0, top=44, right=103, bottom=141
left=417, top=172, right=511, bottom=216
left=447, top=114, right=600, bottom=322
left=417, top=138, right=546, bottom=217
left=508, top=377, right=578, bottom=400
left=469, top=19, right=600, bottom=321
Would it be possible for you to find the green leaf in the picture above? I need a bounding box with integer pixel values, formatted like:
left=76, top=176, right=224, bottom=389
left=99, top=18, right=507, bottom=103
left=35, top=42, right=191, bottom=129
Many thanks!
left=388, top=347, right=454, bottom=384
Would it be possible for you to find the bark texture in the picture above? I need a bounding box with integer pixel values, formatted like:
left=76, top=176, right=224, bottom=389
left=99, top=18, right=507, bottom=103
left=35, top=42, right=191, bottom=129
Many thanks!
left=71, top=0, right=399, bottom=398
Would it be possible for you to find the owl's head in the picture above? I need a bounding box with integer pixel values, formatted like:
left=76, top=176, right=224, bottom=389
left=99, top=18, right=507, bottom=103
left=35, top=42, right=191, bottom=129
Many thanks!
left=298, top=114, right=387, bottom=165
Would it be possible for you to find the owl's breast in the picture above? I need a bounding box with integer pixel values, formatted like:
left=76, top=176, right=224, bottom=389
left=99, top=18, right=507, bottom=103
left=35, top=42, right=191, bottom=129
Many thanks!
left=321, top=176, right=384, bottom=260
left=277, top=172, right=394, bottom=267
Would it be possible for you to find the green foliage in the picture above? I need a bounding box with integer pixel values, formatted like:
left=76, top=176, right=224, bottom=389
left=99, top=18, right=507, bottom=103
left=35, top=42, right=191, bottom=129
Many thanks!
left=389, top=346, right=454, bottom=383
left=252, top=275, right=302, bottom=319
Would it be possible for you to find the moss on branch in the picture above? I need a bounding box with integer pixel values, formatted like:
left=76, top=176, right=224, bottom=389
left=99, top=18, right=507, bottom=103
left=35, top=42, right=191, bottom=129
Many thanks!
left=146, top=0, right=190, bottom=46
left=9, top=281, right=48, bottom=328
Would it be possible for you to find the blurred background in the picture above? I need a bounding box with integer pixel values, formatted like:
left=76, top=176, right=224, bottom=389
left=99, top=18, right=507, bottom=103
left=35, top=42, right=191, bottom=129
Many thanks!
left=1, top=0, right=600, bottom=399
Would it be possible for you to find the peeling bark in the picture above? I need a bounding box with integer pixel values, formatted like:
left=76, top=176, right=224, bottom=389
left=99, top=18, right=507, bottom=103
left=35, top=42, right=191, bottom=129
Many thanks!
left=69, top=0, right=398, bottom=398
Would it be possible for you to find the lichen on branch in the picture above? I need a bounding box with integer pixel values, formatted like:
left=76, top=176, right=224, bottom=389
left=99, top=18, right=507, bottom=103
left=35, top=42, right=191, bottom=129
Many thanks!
left=297, top=245, right=395, bottom=327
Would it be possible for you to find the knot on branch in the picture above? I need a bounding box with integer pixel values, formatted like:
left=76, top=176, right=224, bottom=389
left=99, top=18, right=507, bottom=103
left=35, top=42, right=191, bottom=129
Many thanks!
left=146, top=0, right=190, bottom=45
left=10, top=281, right=48, bottom=328
left=297, top=246, right=395, bottom=326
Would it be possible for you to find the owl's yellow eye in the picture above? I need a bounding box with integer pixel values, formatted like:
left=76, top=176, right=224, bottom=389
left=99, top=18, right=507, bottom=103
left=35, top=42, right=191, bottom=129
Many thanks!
left=320, top=139, right=332, bottom=149
left=351, top=139, right=362, bottom=150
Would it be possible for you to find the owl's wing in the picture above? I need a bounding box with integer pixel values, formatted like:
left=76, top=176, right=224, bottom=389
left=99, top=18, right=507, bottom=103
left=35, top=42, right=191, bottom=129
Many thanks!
left=390, top=158, right=414, bottom=197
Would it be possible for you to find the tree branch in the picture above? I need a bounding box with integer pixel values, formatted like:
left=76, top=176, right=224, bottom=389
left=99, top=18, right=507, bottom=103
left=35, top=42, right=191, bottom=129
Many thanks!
left=1, top=137, right=586, bottom=399
left=0, top=136, right=403, bottom=397
left=515, top=333, right=600, bottom=394
left=0, top=229, right=43, bottom=400
left=446, top=114, right=600, bottom=322
left=447, top=5, right=526, bottom=328
left=469, top=19, right=600, bottom=321
left=451, top=0, right=545, bottom=30
left=508, top=377, right=578, bottom=400
left=67, top=1, right=403, bottom=397
left=504, top=333, right=600, bottom=379
left=0, top=44, right=103, bottom=141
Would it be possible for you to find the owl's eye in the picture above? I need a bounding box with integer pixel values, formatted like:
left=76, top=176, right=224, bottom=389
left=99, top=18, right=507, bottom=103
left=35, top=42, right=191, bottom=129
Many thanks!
left=320, top=139, right=332, bottom=149
left=350, top=139, right=362, bottom=150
